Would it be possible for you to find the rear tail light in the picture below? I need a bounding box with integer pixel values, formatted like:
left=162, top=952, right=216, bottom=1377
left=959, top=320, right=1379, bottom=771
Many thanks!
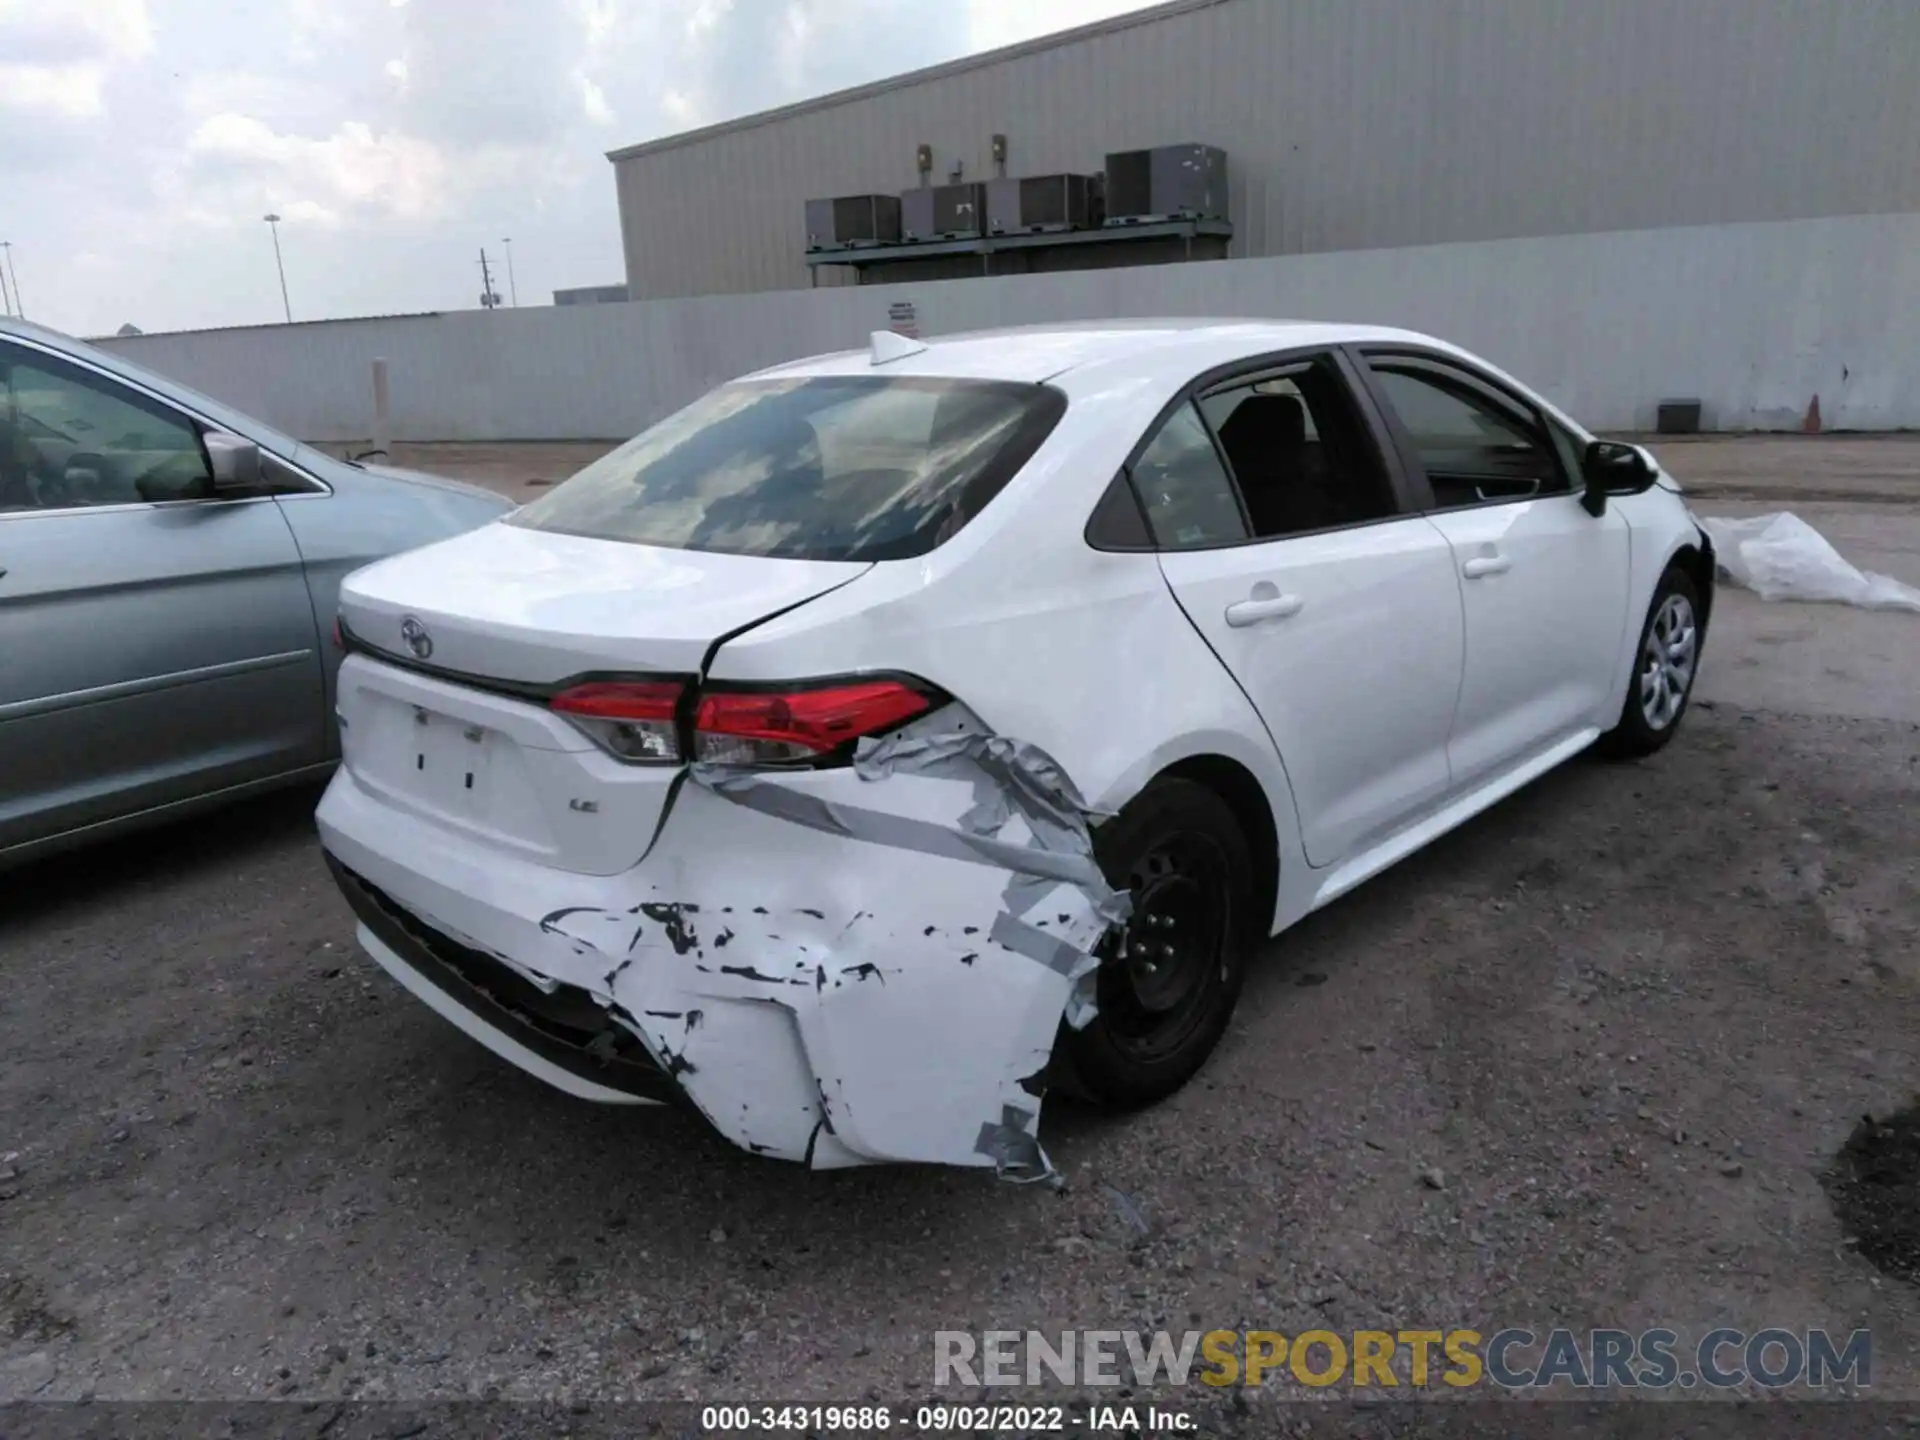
left=331, top=616, right=345, bottom=650
left=694, top=680, right=933, bottom=765
left=551, top=680, right=685, bottom=763
left=548, top=676, right=938, bottom=767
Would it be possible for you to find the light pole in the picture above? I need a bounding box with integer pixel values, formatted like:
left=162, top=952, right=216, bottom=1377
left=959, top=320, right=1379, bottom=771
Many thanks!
left=0, top=242, right=21, bottom=319
left=501, top=237, right=518, bottom=306
left=262, top=214, right=291, bottom=323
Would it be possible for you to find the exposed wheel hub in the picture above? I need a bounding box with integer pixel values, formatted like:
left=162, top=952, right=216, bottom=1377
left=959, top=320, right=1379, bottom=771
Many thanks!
left=1122, top=872, right=1210, bottom=1013
left=1099, top=833, right=1230, bottom=1062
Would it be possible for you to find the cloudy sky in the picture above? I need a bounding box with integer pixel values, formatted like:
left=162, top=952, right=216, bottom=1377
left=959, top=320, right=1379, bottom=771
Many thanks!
left=0, top=0, right=1154, bottom=339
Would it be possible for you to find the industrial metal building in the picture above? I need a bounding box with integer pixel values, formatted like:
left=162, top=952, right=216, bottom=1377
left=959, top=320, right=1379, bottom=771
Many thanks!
left=608, top=0, right=1920, bottom=302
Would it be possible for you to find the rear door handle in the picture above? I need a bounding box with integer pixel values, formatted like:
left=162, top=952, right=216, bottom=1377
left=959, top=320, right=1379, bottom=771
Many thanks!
left=1224, top=593, right=1304, bottom=627
left=1462, top=554, right=1511, bottom=579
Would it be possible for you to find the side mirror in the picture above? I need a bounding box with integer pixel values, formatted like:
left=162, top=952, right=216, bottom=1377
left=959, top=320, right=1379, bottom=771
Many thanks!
left=205, top=432, right=262, bottom=491
left=1579, top=439, right=1657, bottom=516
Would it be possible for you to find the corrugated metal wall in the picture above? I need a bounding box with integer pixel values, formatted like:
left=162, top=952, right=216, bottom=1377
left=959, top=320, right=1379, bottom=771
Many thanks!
left=612, top=0, right=1920, bottom=300
left=96, top=213, right=1920, bottom=441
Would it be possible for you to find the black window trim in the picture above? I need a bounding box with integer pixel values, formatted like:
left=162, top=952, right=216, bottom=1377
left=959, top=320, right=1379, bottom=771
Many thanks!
left=1083, top=467, right=1154, bottom=551
left=1083, top=343, right=1425, bottom=555
left=1346, top=344, right=1577, bottom=515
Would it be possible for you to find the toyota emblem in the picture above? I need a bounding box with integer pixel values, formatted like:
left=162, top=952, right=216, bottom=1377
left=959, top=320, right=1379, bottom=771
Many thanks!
left=399, top=615, right=433, bottom=660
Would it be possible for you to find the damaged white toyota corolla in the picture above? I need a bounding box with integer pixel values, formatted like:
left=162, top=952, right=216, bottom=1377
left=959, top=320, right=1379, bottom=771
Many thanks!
left=317, top=320, right=1714, bottom=1176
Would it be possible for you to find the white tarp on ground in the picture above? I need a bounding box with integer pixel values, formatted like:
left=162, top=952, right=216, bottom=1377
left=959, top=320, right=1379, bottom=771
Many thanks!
left=1700, top=512, right=1920, bottom=613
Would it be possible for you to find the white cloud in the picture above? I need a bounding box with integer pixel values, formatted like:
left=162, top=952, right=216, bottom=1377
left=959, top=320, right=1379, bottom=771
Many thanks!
left=181, top=69, right=301, bottom=118
left=0, top=0, right=154, bottom=60
left=0, top=0, right=154, bottom=117
left=284, top=0, right=354, bottom=48
left=686, top=0, right=731, bottom=38
left=965, top=0, right=1151, bottom=53
left=0, top=63, right=107, bottom=117
left=385, top=56, right=410, bottom=85
left=579, top=0, right=616, bottom=45
left=577, top=72, right=614, bottom=125
left=661, top=87, right=694, bottom=124
left=187, top=113, right=450, bottom=222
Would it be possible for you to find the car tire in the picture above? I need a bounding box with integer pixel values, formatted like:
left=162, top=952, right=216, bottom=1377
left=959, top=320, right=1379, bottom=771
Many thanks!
left=1050, top=777, right=1255, bottom=1109
left=1598, top=564, right=1703, bottom=759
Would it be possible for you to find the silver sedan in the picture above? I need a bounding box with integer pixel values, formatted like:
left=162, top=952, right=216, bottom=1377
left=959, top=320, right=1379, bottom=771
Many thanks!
left=0, top=318, right=514, bottom=865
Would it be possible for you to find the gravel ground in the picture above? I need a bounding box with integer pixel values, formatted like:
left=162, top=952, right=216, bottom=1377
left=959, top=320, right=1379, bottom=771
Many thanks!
left=2, top=438, right=1918, bottom=1412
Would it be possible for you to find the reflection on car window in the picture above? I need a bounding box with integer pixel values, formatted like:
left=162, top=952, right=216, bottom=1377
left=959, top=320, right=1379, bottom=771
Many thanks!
left=507, top=376, right=1064, bottom=562
left=1132, top=403, right=1248, bottom=550
left=1367, top=361, right=1569, bottom=508
left=0, top=343, right=212, bottom=513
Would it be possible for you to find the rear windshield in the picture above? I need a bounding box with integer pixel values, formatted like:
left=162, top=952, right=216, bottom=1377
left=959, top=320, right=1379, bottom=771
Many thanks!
left=507, top=376, right=1066, bottom=562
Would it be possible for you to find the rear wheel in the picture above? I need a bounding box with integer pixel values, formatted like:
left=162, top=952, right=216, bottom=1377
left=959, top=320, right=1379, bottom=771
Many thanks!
left=1051, top=778, right=1254, bottom=1108
left=1598, top=565, right=1701, bottom=758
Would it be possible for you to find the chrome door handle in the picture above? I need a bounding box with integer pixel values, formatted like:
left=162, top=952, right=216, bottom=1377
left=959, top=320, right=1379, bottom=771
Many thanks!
left=1462, top=555, right=1511, bottom=579
left=1224, top=593, right=1304, bottom=627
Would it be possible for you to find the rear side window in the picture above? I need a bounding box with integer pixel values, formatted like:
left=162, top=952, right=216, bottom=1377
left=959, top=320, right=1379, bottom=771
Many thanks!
left=509, top=376, right=1065, bottom=562
left=1199, top=357, right=1397, bottom=538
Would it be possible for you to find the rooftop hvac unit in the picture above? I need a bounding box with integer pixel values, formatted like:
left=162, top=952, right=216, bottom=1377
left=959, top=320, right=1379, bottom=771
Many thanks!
left=1102, top=144, right=1228, bottom=225
left=985, top=174, right=1098, bottom=234
left=901, top=182, right=987, bottom=241
left=804, top=194, right=902, bottom=251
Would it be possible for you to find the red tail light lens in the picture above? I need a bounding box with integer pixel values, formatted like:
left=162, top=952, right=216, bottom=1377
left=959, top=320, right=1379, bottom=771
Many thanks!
left=551, top=680, right=684, bottom=763
left=694, top=680, right=933, bottom=765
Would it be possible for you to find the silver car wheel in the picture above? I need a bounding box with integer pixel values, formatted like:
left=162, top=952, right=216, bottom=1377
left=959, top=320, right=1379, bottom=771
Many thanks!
left=1638, top=593, right=1697, bottom=731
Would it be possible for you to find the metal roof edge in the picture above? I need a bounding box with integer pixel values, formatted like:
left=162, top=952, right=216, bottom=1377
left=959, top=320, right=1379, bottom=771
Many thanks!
left=604, top=0, right=1226, bottom=164
left=85, top=311, right=446, bottom=342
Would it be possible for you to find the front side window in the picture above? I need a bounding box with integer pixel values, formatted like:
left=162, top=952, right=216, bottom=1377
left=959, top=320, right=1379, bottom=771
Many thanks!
left=1364, top=357, right=1570, bottom=507
left=0, top=343, right=212, bottom=513
left=508, top=376, right=1065, bottom=562
left=1130, top=402, right=1249, bottom=550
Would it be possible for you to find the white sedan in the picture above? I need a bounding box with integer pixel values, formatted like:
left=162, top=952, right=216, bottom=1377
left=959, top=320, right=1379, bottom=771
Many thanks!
left=317, top=320, right=1713, bottom=1176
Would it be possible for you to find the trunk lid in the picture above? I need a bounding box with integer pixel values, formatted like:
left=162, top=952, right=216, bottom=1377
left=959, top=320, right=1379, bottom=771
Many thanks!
left=338, top=521, right=869, bottom=681
left=333, top=523, right=868, bottom=876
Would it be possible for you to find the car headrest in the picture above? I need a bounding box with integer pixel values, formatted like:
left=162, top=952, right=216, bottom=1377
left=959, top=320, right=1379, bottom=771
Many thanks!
left=1218, top=392, right=1307, bottom=455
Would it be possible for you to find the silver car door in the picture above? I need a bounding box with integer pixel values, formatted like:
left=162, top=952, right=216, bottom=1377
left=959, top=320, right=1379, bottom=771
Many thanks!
left=0, top=338, right=323, bottom=854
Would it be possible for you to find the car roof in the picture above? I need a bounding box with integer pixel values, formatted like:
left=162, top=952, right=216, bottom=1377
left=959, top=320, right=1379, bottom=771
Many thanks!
left=746, top=318, right=1451, bottom=385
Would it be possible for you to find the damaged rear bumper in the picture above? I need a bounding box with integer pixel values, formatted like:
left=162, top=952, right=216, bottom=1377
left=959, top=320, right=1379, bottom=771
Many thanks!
left=327, top=853, right=681, bottom=1106
left=315, top=719, right=1124, bottom=1176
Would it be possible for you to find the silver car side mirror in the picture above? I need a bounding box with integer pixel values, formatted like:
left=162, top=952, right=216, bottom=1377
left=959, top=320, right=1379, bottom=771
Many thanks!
left=205, top=432, right=262, bottom=491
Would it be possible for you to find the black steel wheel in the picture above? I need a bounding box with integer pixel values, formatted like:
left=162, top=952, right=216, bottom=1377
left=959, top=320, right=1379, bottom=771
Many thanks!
left=1052, top=778, right=1254, bottom=1108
